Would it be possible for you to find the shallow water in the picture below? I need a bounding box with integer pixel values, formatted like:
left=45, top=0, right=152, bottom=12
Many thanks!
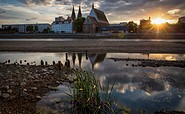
left=0, top=52, right=185, bottom=113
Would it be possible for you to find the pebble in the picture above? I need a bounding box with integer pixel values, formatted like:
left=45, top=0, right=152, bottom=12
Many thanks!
left=31, top=87, right=37, bottom=90
left=7, top=89, right=13, bottom=94
left=42, top=69, right=47, bottom=72
left=2, top=93, right=10, bottom=98
left=36, top=95, right=41, bottom=99
left=23, top=89, right=27, bottom=92
left=5, top=86, right=9, bottom=90
left=20, top=82, right=27, bottom=87
left=21, top=91, right=28, bottom=97
left=28, top=76, right=35, bottom=80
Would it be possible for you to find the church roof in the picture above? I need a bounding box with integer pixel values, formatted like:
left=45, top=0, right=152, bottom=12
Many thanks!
left=71, top=6, right=76, bottom=20
left=93, top=8, right=109, bottom=23
left=86, top=16, right=98, bottom=24
left=77, top=6, right=82, bottom=19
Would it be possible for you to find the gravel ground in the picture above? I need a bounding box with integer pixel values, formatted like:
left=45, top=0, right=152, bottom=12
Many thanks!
left=0, top=63, right=73, bottom=114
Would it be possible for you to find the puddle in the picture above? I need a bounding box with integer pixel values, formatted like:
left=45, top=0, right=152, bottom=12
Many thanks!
left=0, top=52, right=185, bottom=113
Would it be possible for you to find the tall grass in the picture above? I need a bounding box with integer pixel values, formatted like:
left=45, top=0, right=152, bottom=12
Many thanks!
left=67, top=70, right=130, bottom=114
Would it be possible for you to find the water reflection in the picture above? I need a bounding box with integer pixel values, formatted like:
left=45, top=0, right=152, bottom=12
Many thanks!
left=0, top=52, right=185, bottom=112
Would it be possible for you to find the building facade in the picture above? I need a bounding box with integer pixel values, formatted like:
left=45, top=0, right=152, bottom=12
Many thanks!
left=51, top=17, right=73, bottom=33
left=83, top=4, right=109, bottom=33
left=51, top=6, right=82, bottom=33
left=178, top=17, right=185, bottom=24
left=2, top=24, right=50, bottom=33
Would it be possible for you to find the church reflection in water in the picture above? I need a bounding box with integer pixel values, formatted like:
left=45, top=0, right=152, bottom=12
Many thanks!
left=66, top=52, right=106, bottom=71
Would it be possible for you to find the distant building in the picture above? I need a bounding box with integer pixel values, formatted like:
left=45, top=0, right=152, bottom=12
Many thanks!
left=178, top=17, right=185, bottom=24
left=140, top=17, right=151, bottom=29
left=2, top=24, right=50, bottom=33
left=51, top=16, right=73, bottom=33
left=51, top=5, right=82, bottom=33
left=83, top=4, right=109, bottom=33
left=100, top=23, right=128, bottom=33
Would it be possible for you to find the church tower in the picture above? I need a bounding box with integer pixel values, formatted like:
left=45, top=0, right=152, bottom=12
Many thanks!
left=77, top=5, right=82, bottom=19
left=71, top=6, right=76, bottom=20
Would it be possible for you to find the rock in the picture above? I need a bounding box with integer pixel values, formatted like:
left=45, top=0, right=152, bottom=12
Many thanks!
left=36, top=95, right=41, bottom=99
left=31, top=87, right=37, bottom=90
left=23, top=79, right=27, bottom=82
left=4, top=86, right=9, bottom=90
left=10, top=82, right=16, bottom=86
left=2, top=93, right=10, bottom=98
left=21, top=91, right=28, bottom=97
left=23, top=89, right=27, bottom=92
left=28, top=76, right=35, bottom=80
left=47, top=86, right=58, bottom=91
left=20, top=82, right=27, bottom=86
left=34, top=80, right=40, bottom=83
left=42, top=69, right=47, bottom=72
left=7, top=89, right=13, bottom=94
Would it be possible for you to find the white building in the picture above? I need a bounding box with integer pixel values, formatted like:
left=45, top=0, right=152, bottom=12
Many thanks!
left=51, top=16, right=73, bottom=33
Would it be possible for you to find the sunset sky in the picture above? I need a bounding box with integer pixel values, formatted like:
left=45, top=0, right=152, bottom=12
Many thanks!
left=0, top=0, right=185, bottom=27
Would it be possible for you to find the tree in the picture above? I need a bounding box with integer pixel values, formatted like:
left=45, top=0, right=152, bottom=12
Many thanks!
left=42, top=27, right=50, bottom=33
left=12, top=27, right=18, bottom=33
left=26, top=25, right=34, bottom=32
left=7, top=26, right=12, bottom=31
left=34, top=25, right=38, bottom=32
left=74, top=17, right=85, bottom=33
left=127, top=21, right=138, bottom=33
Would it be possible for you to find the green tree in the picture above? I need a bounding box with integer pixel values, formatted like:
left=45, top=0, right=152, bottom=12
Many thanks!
left=34, top=25, right=38, bottom=32
left=7, top=26, right=12, bottom=31
left=12, top=27, right=18, bottom=33
left=42, top=27, right=50, bottom=33
left=26, top=25, right=34, bottom=32
left=74, top=17, right=85, bottom=33
left=127, top=21, right=138, bottom=33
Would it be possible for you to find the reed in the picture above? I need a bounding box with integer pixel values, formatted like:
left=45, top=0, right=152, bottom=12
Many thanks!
left=67, top=70, right=130, bottom=114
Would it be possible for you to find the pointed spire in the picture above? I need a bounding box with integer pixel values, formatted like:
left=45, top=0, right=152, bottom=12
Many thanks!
left=71, top=5, right=76, bottom=20
left=77, top=5, right=82, bottom=19
left=92, top=3, right=94, bottom=9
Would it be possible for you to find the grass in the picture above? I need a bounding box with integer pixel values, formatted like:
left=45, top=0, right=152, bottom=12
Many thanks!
left=66, top=70, right=130, bottom=114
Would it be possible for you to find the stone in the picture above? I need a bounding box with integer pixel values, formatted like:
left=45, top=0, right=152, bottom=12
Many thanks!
left=23, top=89, right=27, bottom=92
left=2, top=93, right=10, bottom=98
left=23, top=79, right=27, bottom=82
left=21, top=91, right=28, bottom=97
left=31, top=87, right=37, bottom=90
left=28, top=76, right=35, bottom=80
left=7, top=89, right=13, bottom=94
left=20, top=82, right=27, bottom=86
left=5, top=86, right=9, bottom=90
left=36, top=95, right=41, bottom=99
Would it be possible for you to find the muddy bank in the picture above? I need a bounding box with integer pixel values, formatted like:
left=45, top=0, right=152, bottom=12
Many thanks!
left=0, top=63, right=73, bottom=114
left=108, top=58, right=185, bottom=67
left=0, top=33, right=185, bottom=39
left=1, top=40, right=185, bottom=54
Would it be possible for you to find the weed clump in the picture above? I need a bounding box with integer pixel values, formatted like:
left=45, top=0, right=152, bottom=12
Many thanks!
left=67, top=70, right=130, bottom=114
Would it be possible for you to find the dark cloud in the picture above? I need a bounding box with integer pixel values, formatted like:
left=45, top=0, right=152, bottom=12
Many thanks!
left=0, top=11, right=6, bottom=14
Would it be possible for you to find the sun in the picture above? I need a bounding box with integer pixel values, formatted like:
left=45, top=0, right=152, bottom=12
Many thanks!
left=151, top=18, right=166, bottom=25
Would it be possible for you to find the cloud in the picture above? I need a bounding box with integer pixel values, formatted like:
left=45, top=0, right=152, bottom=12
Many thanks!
left=0, top=0, right=185, bottom=25
left=26, top=17, right=37, bottom=21
left=0, top=10, right=6, bottom=14
left=18, top=0, right=53, bottom=5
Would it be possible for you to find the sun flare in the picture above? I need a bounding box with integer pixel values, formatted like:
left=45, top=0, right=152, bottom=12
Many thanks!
left=151, top=18, right=166, bottom=25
